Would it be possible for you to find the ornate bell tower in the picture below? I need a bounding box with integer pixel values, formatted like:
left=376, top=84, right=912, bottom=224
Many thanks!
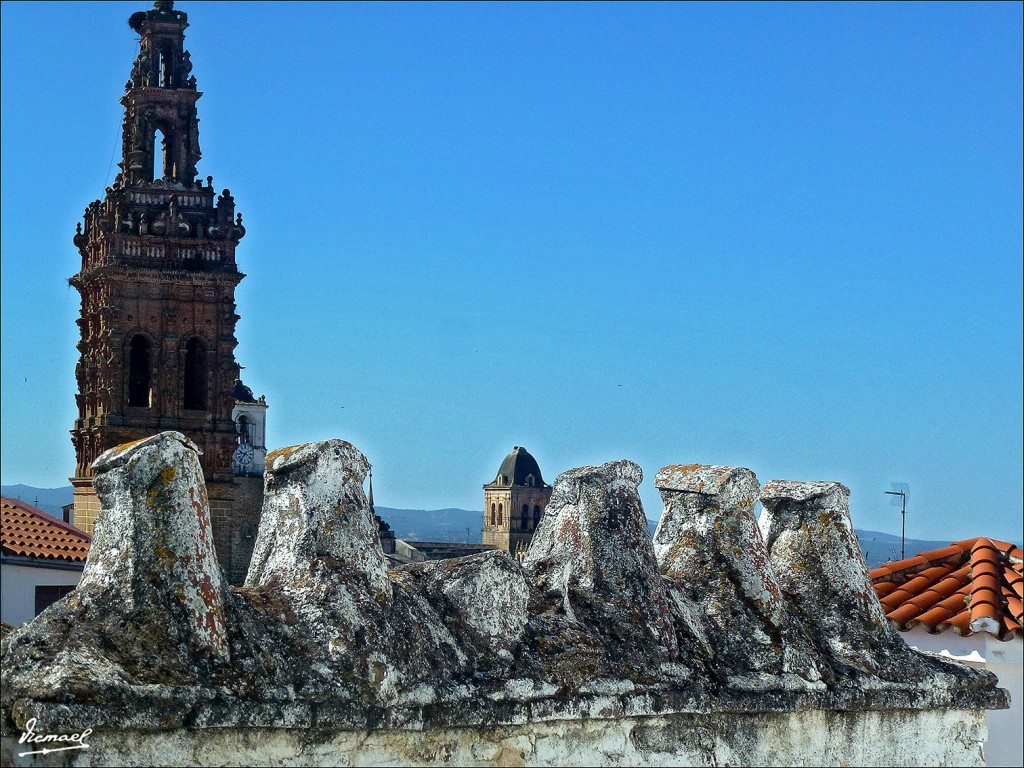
left=69, top=1, right=257, bottom=580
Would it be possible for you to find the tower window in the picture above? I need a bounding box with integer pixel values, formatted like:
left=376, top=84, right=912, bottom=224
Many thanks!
left=533, top=505, right=542, bottom=528
left=497, top=503, right=503, bottom=526
left=183, top=337, right=207, bottom=410
left=490, top=503, right=496, bottom=527
left=152, top=126, right=176, bottom=181
left=521, top=504, right=530, bottom=530
left=127, top=334, right=152, bottom=407
left=159, top=49, right=171, bottom=87
left=237, top=414, right=251, bottom=444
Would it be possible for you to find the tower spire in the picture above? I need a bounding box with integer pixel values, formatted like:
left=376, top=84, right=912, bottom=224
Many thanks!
left=122, top=0, right=200, bottom=186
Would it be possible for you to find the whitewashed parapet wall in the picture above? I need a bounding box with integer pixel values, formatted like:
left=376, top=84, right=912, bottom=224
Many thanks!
left=0, top=434, right=1008, bottom=767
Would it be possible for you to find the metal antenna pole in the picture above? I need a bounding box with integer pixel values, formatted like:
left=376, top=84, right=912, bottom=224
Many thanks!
left=901, top=493, right=906, bottom=559
left=885, top=487, right=908, bottom=559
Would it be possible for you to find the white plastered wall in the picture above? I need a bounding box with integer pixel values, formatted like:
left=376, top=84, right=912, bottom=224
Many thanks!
left=0, top=562, right=83, bottom=627
left=898, top=625, right=1022, bottom=767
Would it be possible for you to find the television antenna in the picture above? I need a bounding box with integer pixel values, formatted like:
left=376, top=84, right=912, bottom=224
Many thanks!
left=885, top=482, right=909, bottom=559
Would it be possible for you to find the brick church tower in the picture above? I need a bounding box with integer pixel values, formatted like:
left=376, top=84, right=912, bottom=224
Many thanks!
left=69, top=1, right=260, bottom=581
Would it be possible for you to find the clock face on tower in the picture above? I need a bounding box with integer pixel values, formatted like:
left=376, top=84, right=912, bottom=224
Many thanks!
left=234, top=442, right=255, bottom=466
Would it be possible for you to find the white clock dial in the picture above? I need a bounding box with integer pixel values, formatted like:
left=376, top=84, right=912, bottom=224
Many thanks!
left=234, top=443, right=255, bottom=466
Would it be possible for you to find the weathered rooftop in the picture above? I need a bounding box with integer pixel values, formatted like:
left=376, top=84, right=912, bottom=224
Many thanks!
left=870, top=536, right=1023, bottom=641
left=0, top=497, right=91, bottom=562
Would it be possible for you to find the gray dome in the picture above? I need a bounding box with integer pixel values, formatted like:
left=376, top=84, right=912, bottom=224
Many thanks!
left=231, top=378, right=257, bottom=403
left=493, top=446, right=547, bottom=487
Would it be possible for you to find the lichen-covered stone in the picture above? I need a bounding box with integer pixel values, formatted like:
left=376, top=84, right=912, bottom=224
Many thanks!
left=522, top=460, right=678, bottom=683
left=758, top=480, right=996, bottom=690
left=392, top=550, right=529, bottom=660
left=247, top=439, right=389, bottom=596
left=653, top=465, right=822, bottom=685
left=89, top=432, right=230, bottom=661
left=0, top=432, right=232, bottom=723
left=759, top=480, right=902, bottom=678
left=0, top=435, right=1007, bottom=766
left=237, top=439, right=471, bottom=706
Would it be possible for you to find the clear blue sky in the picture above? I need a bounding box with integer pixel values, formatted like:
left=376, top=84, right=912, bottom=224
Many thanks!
left=2, top=1, right=1021, bottom=542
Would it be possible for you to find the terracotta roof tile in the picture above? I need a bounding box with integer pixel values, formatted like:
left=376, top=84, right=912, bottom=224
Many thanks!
left=945, top=611, right=973, bottom=634
left=874, top=581, right=898, bottom=598
left=1, top=497, right=91, bottom=563
left=1009, top=571, right=1023, bottom=600
left=1005, top=594, right=1022, bottom=620
left=1003, top=614, right=1022, bottom=635
left=870, top=535, right=1023, bottom=641
left=912, top=590, right=970, bottom=627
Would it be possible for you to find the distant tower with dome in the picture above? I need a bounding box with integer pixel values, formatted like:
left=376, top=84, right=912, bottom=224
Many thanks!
left=482, top=446, right=553, bottom=555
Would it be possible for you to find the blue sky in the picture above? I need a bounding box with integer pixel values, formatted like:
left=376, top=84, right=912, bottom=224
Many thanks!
left=2, top=1, right=1021, bottom=542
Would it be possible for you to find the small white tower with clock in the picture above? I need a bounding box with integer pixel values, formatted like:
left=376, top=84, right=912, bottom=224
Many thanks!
left=230, top=378, right=268, bottom=476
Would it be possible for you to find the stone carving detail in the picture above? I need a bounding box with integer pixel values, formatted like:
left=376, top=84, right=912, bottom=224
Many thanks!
left=0, top=433, right=1007, bottom=749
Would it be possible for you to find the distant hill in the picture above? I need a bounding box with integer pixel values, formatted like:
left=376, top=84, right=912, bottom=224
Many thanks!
left=374, top=506, right=483, bottom=543
left=0, top=484, right=73, bottom=518
left=0, top=484, right=966, bottom=568
left=855, top=530, right=953, bottom=569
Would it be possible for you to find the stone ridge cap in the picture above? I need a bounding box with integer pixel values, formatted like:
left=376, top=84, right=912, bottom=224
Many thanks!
left=760, top=480, right=851, bottom=502
left=265, top=438, right=365, bottom=475
left=91, top=431, right=200, bottom=473
left=654, top=464, right=754, bottom=494
left=3, top=684, right=1007, bottom=736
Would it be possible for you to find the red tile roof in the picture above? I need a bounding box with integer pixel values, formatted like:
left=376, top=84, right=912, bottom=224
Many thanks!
left=1, top=497, right=91, bottom=563
left=869, top=537, right=1023, bottom=641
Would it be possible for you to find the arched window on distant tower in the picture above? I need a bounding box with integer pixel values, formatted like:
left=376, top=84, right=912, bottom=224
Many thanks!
left=151, top=124, right=178, bottom=182
left=521, top=504, right=530, bottom=530
left=158, top=47, right=172, bottom=87
left=183, top=338, right=207, bottom=410
left=490, top=503, right=496, bottom=527
left=237, top=414, right=251, bottom=444
left=533, top=505, right=541, bottom=528
left=127, top=335, right=152, bottom=407
left=497, top=503, right=503, bottom=526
